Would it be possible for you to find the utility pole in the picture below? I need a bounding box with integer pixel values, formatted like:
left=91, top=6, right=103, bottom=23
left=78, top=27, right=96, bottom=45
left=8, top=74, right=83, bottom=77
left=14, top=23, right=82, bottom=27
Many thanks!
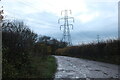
left=97, top=35, right=100, bottom=43
left=58, top=10, right=74, bottom=46
left=118, top=1, right=120, bottom=40
left=0, top=0, right=3, bottom=79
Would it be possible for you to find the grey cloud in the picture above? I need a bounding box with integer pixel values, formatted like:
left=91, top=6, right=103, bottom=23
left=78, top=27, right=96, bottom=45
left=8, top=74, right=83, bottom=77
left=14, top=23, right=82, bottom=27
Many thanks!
left=2, top=0, right=118, bottom=45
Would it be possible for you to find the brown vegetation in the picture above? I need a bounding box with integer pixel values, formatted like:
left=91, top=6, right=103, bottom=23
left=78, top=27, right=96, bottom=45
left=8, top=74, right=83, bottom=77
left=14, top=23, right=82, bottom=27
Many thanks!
left=55, top=39, right=119, bottom=65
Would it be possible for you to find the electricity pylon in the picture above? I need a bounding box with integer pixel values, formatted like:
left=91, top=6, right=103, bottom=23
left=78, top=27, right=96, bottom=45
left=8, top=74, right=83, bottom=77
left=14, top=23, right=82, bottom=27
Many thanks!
left=58, top=10, right=74, bottom=46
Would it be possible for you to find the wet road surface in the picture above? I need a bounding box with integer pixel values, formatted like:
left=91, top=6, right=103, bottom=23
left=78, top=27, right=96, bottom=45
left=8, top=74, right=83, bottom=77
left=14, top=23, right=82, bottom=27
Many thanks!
left=54, top=56, right=119, bottom=79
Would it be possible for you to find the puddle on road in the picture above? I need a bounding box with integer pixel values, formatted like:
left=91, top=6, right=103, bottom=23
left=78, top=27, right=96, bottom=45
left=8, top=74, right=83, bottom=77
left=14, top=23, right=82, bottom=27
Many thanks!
left=58, top=69, right=76, bottom=73
left=103, top=72, right=108, bottom=75
left=99, top=65, right=109, bottom=68
left=94, top=69, right=101, bottom=71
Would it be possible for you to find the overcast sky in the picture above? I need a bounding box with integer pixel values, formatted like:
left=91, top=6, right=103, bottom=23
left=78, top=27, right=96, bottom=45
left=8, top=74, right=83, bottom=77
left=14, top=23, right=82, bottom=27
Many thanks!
left=1, top=0, right=119, bottom=45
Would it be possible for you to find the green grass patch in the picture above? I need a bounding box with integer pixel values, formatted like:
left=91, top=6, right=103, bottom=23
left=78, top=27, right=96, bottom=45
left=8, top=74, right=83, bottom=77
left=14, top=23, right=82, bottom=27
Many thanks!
left=29, top=55, right=57, bottom=78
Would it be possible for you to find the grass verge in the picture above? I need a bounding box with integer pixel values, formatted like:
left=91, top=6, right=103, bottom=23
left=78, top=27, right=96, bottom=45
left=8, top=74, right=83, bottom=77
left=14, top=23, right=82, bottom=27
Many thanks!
left=29, top=55, right=57, bottom=78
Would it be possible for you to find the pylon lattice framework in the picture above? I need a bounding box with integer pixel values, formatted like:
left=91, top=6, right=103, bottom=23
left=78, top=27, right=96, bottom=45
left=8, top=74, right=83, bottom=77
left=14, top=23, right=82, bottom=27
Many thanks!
left=58, top=10, right=74, bottom=46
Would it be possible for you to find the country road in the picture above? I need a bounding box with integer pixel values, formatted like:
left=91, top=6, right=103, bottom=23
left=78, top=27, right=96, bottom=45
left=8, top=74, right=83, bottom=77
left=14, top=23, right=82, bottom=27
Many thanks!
left=54, top=56, right=119, bottom=79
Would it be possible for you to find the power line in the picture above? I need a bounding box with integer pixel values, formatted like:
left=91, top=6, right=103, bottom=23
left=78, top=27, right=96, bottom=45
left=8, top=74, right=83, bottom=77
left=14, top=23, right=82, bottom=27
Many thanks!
left=2, top=0, right=58, bottom=30
left=16, top=0, right=40, bottom=11
left=16, top=0, right=56, bottom=12
left=3, top=0, right=57, bottom=21
left=58, top=10, right=74, bottom=46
